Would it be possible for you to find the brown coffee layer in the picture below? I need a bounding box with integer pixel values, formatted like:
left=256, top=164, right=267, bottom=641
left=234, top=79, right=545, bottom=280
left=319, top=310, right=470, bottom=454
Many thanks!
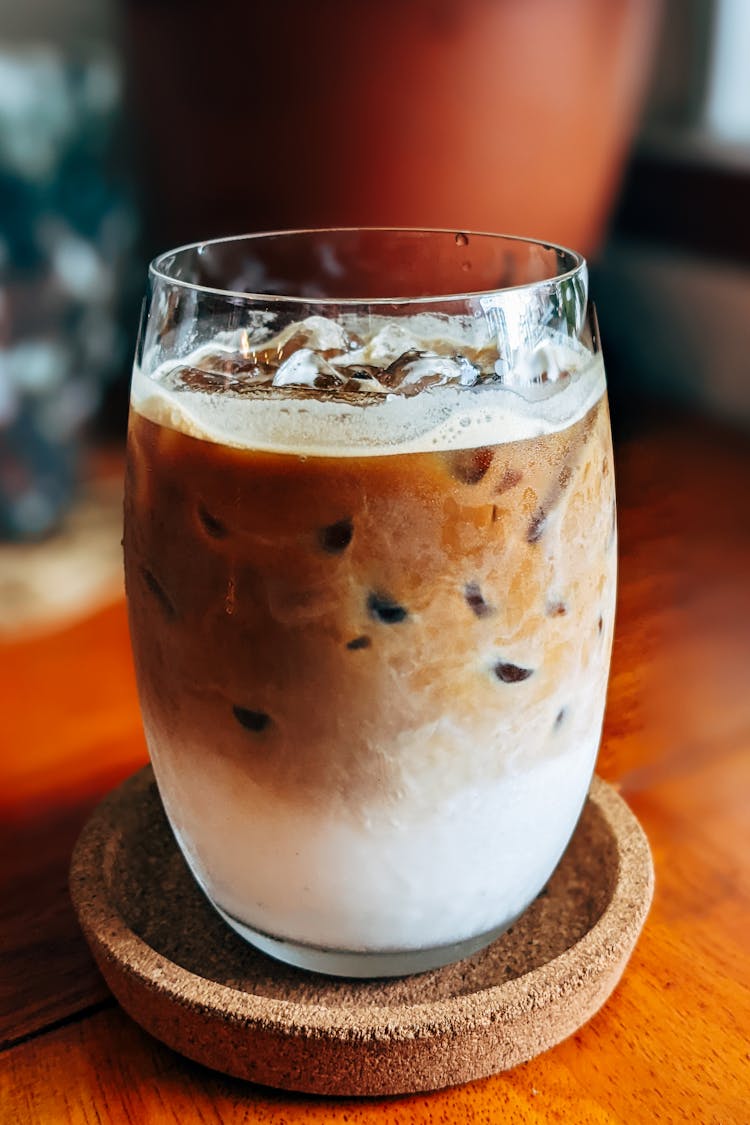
left=124, top=395, right=614, bottom=808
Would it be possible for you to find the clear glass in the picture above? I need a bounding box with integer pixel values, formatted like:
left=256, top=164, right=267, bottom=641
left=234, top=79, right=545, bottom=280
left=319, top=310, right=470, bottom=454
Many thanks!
left=124, top=229, right=616, bottom=977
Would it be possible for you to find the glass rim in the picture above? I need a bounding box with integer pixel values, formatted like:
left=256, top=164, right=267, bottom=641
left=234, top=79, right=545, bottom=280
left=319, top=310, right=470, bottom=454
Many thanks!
left=148, top=227, right=587, bottom=307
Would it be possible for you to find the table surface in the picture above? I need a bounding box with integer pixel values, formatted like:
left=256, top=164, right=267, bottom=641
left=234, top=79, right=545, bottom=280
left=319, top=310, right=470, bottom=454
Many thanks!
left=1, top=409, right=749, bottom=1124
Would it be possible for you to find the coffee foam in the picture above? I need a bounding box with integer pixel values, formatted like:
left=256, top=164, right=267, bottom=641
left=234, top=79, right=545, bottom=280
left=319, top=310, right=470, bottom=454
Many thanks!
left=132, top=317, right=605, bottom=457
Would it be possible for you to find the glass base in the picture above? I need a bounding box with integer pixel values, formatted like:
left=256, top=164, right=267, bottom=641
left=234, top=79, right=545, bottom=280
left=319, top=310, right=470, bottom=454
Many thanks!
left=213, top=902, right=517, bottom=978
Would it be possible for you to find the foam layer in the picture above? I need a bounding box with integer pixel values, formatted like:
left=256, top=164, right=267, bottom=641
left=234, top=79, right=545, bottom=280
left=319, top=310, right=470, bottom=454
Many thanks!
left=132, top=316, right=605, bottom=457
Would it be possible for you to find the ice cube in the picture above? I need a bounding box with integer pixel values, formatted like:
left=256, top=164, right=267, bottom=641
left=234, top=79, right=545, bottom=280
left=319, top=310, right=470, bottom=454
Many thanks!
left=199, top=352, right=275, bottom=379
left=165, top=359, right=274, bottom=394
left=337, top=323, right=420, bottom=369
left=272, top=348, right=344, bottom=388
left=384, top=352, right=480, bottom=393
left=165, top=366, right=228, bottom=392
left=256, top=315, right=351, bottom=365
left=500, top=341, right=577, bottom=386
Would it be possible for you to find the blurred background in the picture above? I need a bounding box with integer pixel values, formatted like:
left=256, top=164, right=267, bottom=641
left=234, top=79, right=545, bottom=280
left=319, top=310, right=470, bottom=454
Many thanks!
left=0, top=0, right=747, bottom=627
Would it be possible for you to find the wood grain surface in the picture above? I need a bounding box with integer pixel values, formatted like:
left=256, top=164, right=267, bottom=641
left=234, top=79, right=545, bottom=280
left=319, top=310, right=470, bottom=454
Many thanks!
left=1, top=410, right=749, bottom=1123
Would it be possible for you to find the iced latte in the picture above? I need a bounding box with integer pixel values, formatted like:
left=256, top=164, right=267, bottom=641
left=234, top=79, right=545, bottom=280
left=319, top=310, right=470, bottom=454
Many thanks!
left=124, top=232, right=616, bottom=976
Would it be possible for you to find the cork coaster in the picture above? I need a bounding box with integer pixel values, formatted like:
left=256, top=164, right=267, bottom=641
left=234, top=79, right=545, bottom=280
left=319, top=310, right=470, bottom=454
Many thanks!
left=70, top=767, right=653, bottom=1097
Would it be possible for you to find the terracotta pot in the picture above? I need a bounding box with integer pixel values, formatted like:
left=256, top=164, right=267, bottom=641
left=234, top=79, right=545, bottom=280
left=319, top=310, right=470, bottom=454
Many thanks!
left=125, top=0, right=661, bottom=256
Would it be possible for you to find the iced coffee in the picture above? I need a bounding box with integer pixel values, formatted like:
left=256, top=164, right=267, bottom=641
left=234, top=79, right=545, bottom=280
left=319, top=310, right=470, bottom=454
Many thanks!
left=124, top=233, right=616, bottom=976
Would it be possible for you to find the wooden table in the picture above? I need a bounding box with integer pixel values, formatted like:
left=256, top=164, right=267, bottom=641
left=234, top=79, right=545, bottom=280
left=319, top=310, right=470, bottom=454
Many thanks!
left=2, top=409, right=749, bottom=1124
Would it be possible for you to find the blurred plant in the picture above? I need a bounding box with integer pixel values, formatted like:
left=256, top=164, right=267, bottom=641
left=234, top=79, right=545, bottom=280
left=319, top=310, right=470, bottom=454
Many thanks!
left=0, top=45, right=137, bottom=539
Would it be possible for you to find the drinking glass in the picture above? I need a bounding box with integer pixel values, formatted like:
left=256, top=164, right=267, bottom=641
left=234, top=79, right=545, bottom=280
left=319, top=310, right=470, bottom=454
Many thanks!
left=123, top=230, right=616, bottom=977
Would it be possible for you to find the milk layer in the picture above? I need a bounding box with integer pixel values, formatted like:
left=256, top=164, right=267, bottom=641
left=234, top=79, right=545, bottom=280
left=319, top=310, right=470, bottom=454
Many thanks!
left=146, top=710, right=603, bottom=952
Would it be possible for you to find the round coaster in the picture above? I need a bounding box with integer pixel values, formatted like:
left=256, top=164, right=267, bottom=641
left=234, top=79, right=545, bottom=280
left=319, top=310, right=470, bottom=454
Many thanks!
left=70, top=767, right=653, bottom=1097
